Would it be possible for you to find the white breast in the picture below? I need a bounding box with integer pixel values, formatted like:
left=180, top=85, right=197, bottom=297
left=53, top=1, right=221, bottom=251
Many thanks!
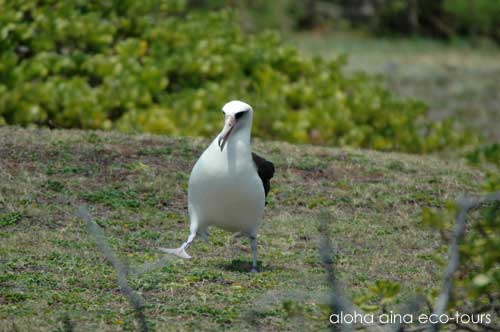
left=187, top=138, right=265, bottom=234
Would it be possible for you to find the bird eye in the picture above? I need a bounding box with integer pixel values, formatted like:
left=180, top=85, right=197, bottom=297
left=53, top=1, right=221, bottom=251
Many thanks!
left=235, top=111, right=245, bottom=120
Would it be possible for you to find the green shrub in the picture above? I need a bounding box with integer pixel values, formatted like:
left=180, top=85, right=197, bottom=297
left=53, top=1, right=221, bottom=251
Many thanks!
left=467, top=143, right=500, bottom=192
left=0, top=0, right=472, bottom=152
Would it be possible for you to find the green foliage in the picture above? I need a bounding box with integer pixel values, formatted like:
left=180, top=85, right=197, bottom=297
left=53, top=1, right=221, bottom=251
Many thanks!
left=443, top=0, right=500, bottom=42
left=422, top=197, right=500, bottom=314
left=0, top=0, right=472, bottom=152
left=45, top=179, right=65, bottom=192
left=467, top=143, right=500, bottom=191
left=459, top=205, right=499, bottom=303
left=334, top=0, right=500, bottom=43
left=467, top=143, right=500, bottom=167
left=354, top=279, right=401, bottom=312
left=372, top=0, right=444, bottom=35
left=353, top=145, right=499, bottom=322
left=81, top=186, right=141, bottom=209
left=0, top=211, right=23, bottom=227
left=419, top=149, right=499, bottom=320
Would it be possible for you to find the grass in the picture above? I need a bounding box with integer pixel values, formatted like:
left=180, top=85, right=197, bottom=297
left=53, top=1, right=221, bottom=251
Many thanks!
left=288, top=32, right=500, bottom=142
left=0, top=127, right=484, bottom=331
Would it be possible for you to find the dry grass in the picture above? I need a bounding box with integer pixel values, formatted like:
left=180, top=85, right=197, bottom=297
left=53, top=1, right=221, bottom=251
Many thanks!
left=0, top=127, right=483, bottom=331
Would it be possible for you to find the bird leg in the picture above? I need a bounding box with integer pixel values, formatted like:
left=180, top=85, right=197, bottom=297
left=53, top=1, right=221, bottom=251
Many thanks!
left=159, top=232, right=195, bottom=259
left=250, top=235, right=258, bottom=273
left=182, top=232, right=196, bottom=250
left=231, top=231, right=244, bottom=238
left=199, top=229, right=209, bottom=243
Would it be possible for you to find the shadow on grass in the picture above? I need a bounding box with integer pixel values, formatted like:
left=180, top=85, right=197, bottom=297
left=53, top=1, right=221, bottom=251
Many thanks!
left=219, top=259, right=268, bottom=273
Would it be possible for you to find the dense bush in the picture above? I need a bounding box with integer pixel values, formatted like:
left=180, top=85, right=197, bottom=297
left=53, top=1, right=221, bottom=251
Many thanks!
left=0, top=0, right=471, bottom=152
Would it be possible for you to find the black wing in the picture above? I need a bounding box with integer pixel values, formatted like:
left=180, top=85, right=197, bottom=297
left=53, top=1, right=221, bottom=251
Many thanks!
left=252, top=152, right=275, bottom=198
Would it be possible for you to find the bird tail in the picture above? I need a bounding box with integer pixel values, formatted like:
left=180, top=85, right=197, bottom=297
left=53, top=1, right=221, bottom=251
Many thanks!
left=158, top=246, right=191, bottom=259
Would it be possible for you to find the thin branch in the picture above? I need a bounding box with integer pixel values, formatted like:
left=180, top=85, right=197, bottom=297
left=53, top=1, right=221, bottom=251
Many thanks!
left=77, top=205, right=150, bottom=332
left=318, top=211, right=390, bottom=332
left=431, top=191, right=500, bottom=332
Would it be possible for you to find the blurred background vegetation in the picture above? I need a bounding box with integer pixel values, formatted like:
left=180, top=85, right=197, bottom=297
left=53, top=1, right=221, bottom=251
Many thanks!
left=0, top=1, right=498, bottom=329
left=0, top=0, right=498, bottom=152
left=224, top=0, right=500, bottom=42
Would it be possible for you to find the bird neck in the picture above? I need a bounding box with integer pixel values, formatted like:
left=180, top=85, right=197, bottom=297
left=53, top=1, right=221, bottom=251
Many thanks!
left=221, top=119, right=253, bottom=165
left=232, top=121, right=252, bottom=146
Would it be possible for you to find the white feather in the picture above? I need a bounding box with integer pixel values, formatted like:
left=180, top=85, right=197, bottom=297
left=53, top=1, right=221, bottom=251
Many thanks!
left=160, top=100, right=265, bottom=272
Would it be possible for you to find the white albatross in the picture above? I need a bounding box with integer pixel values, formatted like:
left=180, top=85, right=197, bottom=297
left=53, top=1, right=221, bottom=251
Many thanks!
left=160, top=100, right=274, bottom=272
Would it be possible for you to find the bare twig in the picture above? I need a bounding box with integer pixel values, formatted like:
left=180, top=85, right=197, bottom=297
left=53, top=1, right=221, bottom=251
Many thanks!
left=77, top=205, right=150, bottom=332
left=431, top=192, right=500, bottom=332
left=319, top=191, right=500, bottom=332
left=318, top=211, right=389, bottom=332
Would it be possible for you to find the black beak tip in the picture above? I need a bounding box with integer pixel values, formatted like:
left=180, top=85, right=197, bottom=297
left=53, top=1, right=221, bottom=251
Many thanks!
left=218, top=136, right=224, bottom=151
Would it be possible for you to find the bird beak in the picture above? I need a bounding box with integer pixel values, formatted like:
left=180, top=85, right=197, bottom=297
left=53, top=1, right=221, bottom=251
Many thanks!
left=218, top=114, right=236, bottom=151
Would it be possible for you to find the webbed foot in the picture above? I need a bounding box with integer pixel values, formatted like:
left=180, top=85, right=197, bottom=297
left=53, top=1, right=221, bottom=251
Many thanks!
left=158, top=247, right=191, bottom=259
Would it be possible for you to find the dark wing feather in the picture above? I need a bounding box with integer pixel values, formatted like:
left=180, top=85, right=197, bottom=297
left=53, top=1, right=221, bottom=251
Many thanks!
left=252, top=152, right=275, bottom=198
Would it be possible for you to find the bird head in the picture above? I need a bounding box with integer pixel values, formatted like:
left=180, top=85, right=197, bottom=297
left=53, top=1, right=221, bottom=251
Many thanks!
left=218, top=100, right=253, bottom=151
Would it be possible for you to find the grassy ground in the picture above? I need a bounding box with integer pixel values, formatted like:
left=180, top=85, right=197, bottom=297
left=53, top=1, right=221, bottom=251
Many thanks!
left=289, top=32, right=500, bottom=142
left=0, top=127, right=483, bottom=331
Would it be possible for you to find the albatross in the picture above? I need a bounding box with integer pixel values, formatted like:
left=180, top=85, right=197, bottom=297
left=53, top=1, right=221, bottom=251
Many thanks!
left=160, top=100, right=274, bottom=272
